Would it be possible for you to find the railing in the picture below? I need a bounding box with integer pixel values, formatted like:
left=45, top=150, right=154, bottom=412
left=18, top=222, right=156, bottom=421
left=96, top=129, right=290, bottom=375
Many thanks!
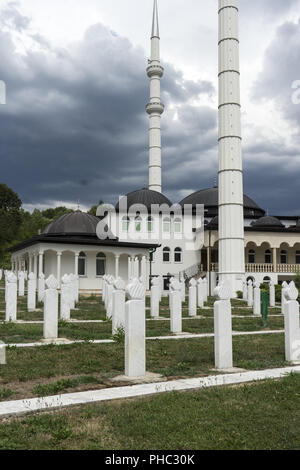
left=209, top=263, right=300, bottom=274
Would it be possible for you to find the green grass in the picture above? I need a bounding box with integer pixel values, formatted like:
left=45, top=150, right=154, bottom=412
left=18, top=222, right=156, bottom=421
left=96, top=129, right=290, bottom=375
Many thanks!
left=32, top=376, right=101, bottom=396
left=0, top=387, right=14, bottom=400
left=0, top=373, right=300, bottom=449
left=0, top=334, right=289, bottom=401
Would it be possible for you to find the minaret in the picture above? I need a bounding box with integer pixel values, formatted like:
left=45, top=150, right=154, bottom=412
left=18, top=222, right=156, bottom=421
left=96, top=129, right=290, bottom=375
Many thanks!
left=218, top=0, right=245, bottom=295
left=146, top=0, right=164, bottom=193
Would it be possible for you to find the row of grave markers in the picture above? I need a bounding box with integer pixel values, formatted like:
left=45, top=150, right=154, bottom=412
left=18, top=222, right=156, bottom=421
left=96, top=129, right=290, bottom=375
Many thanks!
left=1, top=268, right=300, bottom=375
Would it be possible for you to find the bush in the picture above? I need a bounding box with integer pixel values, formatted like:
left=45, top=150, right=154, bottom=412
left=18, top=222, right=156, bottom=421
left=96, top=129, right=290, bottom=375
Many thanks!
left=236, top=291, right=243, bottom=299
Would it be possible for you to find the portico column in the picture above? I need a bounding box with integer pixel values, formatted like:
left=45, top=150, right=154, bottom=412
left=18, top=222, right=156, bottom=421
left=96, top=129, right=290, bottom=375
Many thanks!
left=115, top=255, right=120, bottom=278
left=39, top=251, right=44, bottom=276
left=131, top=256, right=135, bottom=278
left=273, top=248, right=277, bottom=273
left=33, top=253, right=38, bottom=277
left=128, top=256, right=131, bottom=280
left=74, top=252, right=79, bottom=276
left=33, top=253, right=38, bottom=291
left=56, top=252, right=62, bottom=288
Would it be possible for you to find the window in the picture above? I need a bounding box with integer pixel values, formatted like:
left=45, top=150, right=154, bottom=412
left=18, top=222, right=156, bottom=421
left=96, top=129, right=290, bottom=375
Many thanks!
left=96, top=252, right=106, bottom=276
left=174, top=218, right=182, bottom=233
left=135, top=216, right=142, bottom=232
left=280, top=250, right=287, bottom=264
left=163, top=217, right=170, bottom=233
left=147, top=216, right=154, bottom=232
left=265, top=250, right=272, bottom=264
left=174, top=247, right=182, bottom=263
left=263, top=276, right=271, bottom=285
left=163, top=247, right=171, bottom=263
left=122, top=216, right=130, bottom=232
left=78, top=252, right=86, bottom=276
left=296, top=251, right=300, bottom=264
left=248, top=249, right=255, bottom=264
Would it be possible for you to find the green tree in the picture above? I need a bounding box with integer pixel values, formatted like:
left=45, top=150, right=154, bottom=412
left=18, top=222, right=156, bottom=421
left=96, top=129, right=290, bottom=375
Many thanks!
left=0, top=184, right=22, bottom=266
left=88, top=200, right=103, bottom=216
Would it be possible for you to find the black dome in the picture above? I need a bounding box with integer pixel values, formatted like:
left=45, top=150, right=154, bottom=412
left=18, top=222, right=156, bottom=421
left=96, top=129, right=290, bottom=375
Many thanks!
left=179, top=187, right=265, bottom=218
left=116, top=188, right=172, bottom=212
left=43, top=210, right=99, bottom=235
left=252, top=216, right=284, bottom=228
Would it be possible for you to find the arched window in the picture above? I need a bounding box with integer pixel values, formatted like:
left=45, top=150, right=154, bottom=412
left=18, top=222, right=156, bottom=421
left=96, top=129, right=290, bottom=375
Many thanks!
left=174, top=247, right=182, bottom=263
left=96, top=252, right=106, bottom=276
left=174, top=218, right=182, bottom=233
left=263, top=276, right=271, bottom=285
left=163, top=247, right=171, bottom=263
left=163, top=217, right=170, bottom=233
left=248, top=249, right=255, bottom=264
left=135, top=215, right=142, bottom=232
left=265, top=249, right=272, bottom=264
left=122, top=216, right=130, bottom=232
left=147, top=216, right=154, bottom=232
left=78, top=252, right=86, bottom=276
left=296, top=251, right=300, bottom=264
left=280, top=250, right=287, bottom=264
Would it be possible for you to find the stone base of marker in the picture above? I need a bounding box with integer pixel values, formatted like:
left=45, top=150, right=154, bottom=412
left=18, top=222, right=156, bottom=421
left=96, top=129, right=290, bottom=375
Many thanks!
left=214, top=281, right=233, bottom=370
left=211, top=367, right=247, bottom=374
left=111, top=371, right=163, bottom=384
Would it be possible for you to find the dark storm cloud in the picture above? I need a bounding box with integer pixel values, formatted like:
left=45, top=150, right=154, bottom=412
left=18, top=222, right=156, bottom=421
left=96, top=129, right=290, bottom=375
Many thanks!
left=0, top=4, right=216, bottom=209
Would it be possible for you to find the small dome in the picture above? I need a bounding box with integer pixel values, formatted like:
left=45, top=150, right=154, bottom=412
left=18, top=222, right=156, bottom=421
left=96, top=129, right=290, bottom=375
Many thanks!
left=179, top=187, right=265, bottom=218
left=116, top=188, right=172, bottom=212
left=43, top=210, right=99, bottom=235
left=252, top=216, right=284, bottom=228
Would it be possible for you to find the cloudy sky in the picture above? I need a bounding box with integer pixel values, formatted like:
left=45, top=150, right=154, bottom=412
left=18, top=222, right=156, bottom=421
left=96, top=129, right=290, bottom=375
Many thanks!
left=0, top=0, right=300, bottom=215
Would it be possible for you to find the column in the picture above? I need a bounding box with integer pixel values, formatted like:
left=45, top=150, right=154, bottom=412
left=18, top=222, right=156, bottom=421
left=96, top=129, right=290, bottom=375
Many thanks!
left=33, top=253, right=38, bottom=291
left=74, top=252, right=79, bottom=275
left=273, top=248, right=277, bottom=273
left=56, top=252, right=62, bottom=288
left=39, top=251, right=44, bottom=275
left=29, top=253, right=32, bottom=273
left=115, top=254, right=120, bottom=278
left=128, top=256, right=131, bottom=281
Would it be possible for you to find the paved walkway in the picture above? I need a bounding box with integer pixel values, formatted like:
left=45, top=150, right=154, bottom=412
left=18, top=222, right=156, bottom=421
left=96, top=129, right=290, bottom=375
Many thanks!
left=0, top=365, right=299, bottom=419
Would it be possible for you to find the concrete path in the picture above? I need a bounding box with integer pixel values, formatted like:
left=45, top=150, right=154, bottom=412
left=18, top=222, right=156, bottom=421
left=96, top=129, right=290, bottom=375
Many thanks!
left=0, top=365, right=299, bottom=419
left=5, top=329, right=284, bottom=349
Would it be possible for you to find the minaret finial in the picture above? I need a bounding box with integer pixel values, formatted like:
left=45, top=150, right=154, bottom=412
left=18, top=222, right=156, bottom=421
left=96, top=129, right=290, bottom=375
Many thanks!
left=152, top=0, right=160, bottom=38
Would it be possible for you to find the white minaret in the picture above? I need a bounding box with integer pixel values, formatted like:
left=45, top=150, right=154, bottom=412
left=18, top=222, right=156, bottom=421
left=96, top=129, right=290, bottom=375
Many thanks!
left=218, top=0, right=245, bottom=295
left=146, top=0, right=164, bottom=193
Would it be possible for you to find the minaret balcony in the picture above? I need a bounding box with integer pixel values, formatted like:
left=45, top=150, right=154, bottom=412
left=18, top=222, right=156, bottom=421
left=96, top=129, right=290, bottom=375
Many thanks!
left=146, top=102, right=165, bottom=115
left=147, top=64, right=164, bottom=78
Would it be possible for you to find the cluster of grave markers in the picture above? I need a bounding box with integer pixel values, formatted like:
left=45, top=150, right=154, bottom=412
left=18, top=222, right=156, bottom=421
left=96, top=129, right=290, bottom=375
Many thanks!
left=1, top=267, right=300, bottom=376
left=243, top=279, right=276, bottom=314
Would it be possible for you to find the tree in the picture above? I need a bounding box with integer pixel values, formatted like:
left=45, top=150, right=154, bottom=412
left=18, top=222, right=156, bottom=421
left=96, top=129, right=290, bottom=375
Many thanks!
left=88, top=200, right=104, bottom=216
left=0, top=183, right=22, bottom=244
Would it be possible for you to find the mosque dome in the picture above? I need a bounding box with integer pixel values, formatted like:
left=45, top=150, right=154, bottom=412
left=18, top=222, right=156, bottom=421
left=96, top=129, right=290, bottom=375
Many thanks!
left=252, top=216, right=284, bottom=229
left=115, top=188, right=172, bottom=212
left=42, top=210, right=99, bottom=235
left=179, top=187, right=265, bottom=218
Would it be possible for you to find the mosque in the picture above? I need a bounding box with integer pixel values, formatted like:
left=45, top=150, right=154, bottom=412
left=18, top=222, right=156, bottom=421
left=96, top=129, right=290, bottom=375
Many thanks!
left=9, top=0, right=300, bottom=295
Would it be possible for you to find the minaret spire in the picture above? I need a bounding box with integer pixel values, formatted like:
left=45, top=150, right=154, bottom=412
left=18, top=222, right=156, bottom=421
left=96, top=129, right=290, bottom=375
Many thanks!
left=152, top=0, right=159, bottom=38
left=218, top=0, right=245, bottom=296
left=146, top=0, right=164, bottom=193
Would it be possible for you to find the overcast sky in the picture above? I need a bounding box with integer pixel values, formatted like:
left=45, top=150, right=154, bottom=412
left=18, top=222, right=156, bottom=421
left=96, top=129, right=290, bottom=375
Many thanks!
left=0, top=0, right=300, bottom=215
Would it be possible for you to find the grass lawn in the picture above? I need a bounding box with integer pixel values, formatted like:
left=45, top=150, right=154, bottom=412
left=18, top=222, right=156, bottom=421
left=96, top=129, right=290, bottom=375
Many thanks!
left=0, top=333, right=289, bottom=402
left=0, top=372, right=299, bottom=450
